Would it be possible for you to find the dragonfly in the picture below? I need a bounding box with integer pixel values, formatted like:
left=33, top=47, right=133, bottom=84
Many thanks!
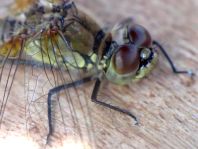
left=0, top=0, right=194, bottom=145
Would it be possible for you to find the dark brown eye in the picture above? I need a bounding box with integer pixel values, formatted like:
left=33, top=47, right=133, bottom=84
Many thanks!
left=112, top=44, right=140, bottom=74
left=129, top=24, right=152, bottom=47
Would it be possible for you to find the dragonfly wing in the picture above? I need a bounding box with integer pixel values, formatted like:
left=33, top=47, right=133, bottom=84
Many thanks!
left=0, top=0, right=99, bottom=147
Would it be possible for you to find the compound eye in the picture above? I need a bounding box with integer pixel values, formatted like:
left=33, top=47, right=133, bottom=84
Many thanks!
left=129, top=24, right=152, bottom=47
left=140, top=48, right=152, bottom=60
left=112, top=44, right=140, bottom=74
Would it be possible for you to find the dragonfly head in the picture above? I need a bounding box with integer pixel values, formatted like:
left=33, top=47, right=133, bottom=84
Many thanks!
left=103, top=18, right=158, bottom=85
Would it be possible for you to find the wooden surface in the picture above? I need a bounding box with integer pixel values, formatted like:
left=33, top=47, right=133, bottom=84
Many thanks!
left=0, top=0, right=198, bottom=149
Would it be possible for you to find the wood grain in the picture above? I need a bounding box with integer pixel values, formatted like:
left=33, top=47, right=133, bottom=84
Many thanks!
left=0, top=0, right=197, bottom=149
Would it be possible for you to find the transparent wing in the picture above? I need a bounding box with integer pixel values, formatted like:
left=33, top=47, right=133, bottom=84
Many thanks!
left=0, top=0, right=98, bottom=147
left=24, top=30, right=97, bottom=146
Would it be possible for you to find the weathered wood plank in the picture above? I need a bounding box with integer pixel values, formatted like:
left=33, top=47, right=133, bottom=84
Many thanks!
left=0, top=0, right=197, bottom=148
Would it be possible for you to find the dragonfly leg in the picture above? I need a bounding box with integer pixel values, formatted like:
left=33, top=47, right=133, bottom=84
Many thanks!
left=62, top=1, right=78, bottom=15
left=93, top=30, right=105, bottom=53
left=91, top=79, right=139, bottom=125
left=153, top=40, right=194, bottom=77
left=46, top=76, right=93, bottom=144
